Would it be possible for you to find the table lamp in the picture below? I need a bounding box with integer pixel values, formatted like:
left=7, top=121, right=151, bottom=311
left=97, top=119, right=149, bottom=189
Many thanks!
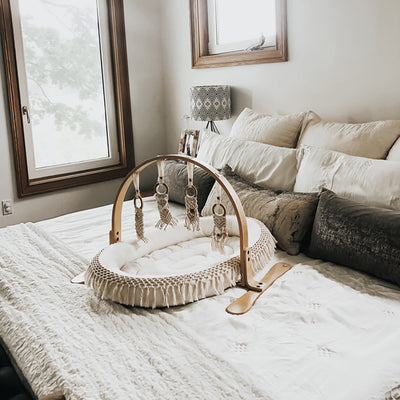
left=190, top=85, right=231, bottom=134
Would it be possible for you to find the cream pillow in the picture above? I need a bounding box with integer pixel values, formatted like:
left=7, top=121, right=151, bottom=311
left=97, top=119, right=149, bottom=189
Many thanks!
left=197, top=131, right=298, bottom=191
left=229, top=107, right=306, bottom=148
left=297, top=111, right=400, bottom=159
left=294, top=145, right=400, bottom=210
left=387, top=138, right=400, bottom=161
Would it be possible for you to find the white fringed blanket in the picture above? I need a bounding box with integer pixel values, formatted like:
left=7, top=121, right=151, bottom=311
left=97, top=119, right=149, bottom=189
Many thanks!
left=0, top=223, right=271, bottom=400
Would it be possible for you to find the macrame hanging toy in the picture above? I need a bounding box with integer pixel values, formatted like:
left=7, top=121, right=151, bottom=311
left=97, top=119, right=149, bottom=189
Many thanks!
left=184, top=162, right=200, bottom=231
left=155, top=160, right=177, bottom=230
left=80, top=154, right=292, bottom=316
left=211, top=183, right=228, bottom=254
left=132, top=173, right=147, bottom=242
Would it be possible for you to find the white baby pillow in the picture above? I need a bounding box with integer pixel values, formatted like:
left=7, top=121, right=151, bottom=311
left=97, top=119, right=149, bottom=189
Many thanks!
left=197, top=131, right=298, bottom=191
left=229, top=108, right=306, bottom=148
left=294, top=145, right=400, bottom=210
left=297, top=111, right=400, bottom=159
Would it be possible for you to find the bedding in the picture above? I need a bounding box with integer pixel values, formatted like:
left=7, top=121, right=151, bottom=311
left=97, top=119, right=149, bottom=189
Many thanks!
left=229, top=107, right=306, bottom=148
left=1, top=198, right=400, bottom=399
left=387, top=137, right=400, bottom=161
left=197, top=131, right=298, bottom=191
left=202, top=165, right=319, bottom=255
left=294, top=145, right=400, bottom=210
left=297, top=110, right=400, bottom=159
left=308, top=189, right=400, bottom=285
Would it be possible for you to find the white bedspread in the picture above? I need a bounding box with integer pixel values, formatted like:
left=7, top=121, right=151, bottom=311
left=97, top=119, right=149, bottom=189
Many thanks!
left=0, top=222, right=270, bottom=400
left=5, top=198, right=400, bottom=399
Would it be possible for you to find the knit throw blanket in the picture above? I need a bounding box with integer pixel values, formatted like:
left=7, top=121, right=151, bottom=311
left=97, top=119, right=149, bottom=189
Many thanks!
left=0, top=223, right=271, bottom=400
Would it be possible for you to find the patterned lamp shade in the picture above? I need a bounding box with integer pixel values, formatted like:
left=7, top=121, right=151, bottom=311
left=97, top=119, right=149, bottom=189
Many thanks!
left=190, top=85, right=231, bottom=122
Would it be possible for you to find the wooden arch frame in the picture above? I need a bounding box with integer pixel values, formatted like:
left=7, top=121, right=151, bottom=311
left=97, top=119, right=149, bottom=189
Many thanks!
left=110, top=153, right=263, bottom=292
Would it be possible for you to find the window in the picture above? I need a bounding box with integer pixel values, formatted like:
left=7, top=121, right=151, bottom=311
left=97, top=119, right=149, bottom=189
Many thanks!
left=0, top=0, right=134, bottom=197
left=190, top=0, right=287, bottom=68
left=207, top=0, right=276, bottom=54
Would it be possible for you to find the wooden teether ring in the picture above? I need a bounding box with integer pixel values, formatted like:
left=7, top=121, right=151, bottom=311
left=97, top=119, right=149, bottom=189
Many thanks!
left=212, top=203, right=226, bottom=217
left=134, top=195, right=143, bottom=209
left=184, top=185, right=198, bottom=198
left=154, top=182, right=169, bottom=195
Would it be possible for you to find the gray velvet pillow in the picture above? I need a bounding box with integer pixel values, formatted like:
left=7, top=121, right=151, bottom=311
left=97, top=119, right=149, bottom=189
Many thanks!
left=164, top=160, right=215, bottom=212
left=308, top=189, right=400, bottom=286
left=202, top=165, right=319, bottom=255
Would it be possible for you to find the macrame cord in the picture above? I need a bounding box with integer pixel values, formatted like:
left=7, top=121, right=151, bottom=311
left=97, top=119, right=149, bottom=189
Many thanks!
left=133, top=173, right=147, bottom=242
left=184, top=162, right=200, bottom=231
left=155, top=160, right=177, bottom=230
left=211, top=183, right=228, bottom=254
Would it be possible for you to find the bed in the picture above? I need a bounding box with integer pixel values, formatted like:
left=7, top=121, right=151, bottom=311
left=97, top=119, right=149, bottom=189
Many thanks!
left=1, top=196, right=400, bottom=400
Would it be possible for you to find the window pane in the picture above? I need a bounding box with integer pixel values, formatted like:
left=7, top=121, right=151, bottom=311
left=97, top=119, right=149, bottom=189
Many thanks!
left=18, top=0, right=109, bottom=168
left=215, top=0, right=276, bottom=45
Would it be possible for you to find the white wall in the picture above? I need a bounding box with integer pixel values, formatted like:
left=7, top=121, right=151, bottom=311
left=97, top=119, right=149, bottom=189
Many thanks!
left=0, top=0, right=164, bottom=227
left=159, top=0, right=400, bottom=152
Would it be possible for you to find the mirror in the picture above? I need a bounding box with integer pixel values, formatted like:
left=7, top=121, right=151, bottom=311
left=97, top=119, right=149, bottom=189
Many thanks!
left=189, top=0, right=287, bottom=68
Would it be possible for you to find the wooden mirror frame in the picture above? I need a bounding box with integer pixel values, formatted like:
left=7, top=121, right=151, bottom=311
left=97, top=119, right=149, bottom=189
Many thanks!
left=0, top=0, right=134, bottom=197
left=189, top=0, right=287, bottom=69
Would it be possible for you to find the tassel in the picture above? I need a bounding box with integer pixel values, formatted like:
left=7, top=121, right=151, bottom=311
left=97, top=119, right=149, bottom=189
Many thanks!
left=211, top=183, right=228, bottom=254
left=132, top=173, right=147, bottom=242
left=184, top=162, right=200, bottom=231
left=155, top=160, right=177, bottom=230
left=134, top=194, right=147, bottom=242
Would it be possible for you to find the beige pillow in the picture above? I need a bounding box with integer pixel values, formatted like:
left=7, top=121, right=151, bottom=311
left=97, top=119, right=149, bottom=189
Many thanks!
left=197, top=131, right=298, bottom=191
left=202, top=165, right=319, bottom=255
left=387, top=138, right=400, bottom=161
left=297, top=111, right=400, bottom=159
left=229, top=107, right=306, bottom=148
left=294, top=146, right=400, bottom=210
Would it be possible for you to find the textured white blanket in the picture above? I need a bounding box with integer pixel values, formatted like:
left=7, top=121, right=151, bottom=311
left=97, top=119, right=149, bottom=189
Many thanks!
left=0, top=223, right=271, bottom=400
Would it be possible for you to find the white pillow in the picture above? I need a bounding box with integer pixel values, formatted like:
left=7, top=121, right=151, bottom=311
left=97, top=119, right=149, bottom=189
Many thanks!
left=294, top=146, right=400, bottom=210
left=297, top=111, right=400, bottom=159
left=387, top=138, right=400, bottom=161
left=197, top=131, right=297, bottom=191
left=229, top=107, right=306, bottom=148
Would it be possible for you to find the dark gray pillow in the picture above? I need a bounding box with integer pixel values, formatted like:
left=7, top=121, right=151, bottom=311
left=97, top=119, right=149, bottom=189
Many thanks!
left=202, top=165, right=319, bottom=255
left=308, top=189, right=400, bottom=286
left=163, top=160, right=215, bottom=212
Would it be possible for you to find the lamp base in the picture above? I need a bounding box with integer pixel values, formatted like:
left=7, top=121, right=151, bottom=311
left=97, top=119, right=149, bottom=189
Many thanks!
left=205, top=121, right=220, bottom=134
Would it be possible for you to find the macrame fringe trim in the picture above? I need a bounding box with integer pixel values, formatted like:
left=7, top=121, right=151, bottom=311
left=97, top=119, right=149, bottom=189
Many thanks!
left=85, top=222, right=276, bottom=309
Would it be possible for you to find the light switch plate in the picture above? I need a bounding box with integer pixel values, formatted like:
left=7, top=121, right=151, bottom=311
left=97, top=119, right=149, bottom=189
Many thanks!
left=2, top=200, right=13, bottom=215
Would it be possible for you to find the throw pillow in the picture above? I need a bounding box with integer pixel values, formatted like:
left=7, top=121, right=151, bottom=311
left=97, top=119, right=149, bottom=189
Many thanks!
left=297, top=111, right=400, bottom=159
left=202, top=165, right=319, bottom=255
left=294, top=145, right=400, bottom=210
left=308, top=189, right=400, bottom=286
left=197, top=131, right=298, bottom=191
left=387, top=137, right=400, bottom=161
left=164, top=160, right=215, bottom=212
left=229, top=107, right=306, bottom=148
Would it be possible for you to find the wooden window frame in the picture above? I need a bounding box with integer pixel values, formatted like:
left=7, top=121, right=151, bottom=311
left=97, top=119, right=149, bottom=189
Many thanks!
left=0, top=0, right=134, bottom=197
left=189, top=0, right=288, bottom=69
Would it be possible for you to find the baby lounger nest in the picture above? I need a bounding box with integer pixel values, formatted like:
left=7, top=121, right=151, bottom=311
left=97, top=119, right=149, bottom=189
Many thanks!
left=85, top=216, right=275, bottom=308
left=84, top=154, right=278, bottom=310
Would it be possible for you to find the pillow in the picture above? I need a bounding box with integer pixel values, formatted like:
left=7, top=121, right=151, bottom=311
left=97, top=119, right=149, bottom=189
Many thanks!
left=202, top=165, right=319, bottom=255
left=308, top=189, right=400, bottom=286
left=164, top=160, right=215, bottom=212
left=387, top=137, right=400, bottom=161
left=297, top=111, right=400, bottom=159
left=229, top=107, right=306, bottom=148
left=294, top=146, right=400, bottom=210
left=197, top=131, right=298, bottom=191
